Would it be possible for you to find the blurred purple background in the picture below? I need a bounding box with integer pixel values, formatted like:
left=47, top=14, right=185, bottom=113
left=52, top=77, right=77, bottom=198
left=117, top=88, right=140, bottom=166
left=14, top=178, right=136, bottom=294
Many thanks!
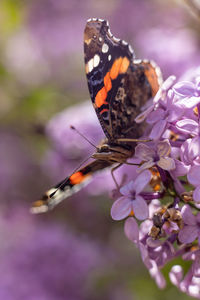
left=0, top=0, right=199, bottom=299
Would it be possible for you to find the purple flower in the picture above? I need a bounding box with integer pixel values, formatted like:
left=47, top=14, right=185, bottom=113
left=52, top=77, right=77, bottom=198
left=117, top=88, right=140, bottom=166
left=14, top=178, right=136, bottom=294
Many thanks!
left=135, top=75, right=176, bottom=124
left=124, top=217, right=139, bottom=243
left=187, top=165, right=200, bottom=202
left=178, top=205, right=200, bottom=244
left=137, top=225, right=175, bottom=289
left=139, top=238, right=166, bottom=289
left=180, top=138, right=200, bottom=166
left=173, top=79, right=200, bottom=107
left=170, top=250, right=200, bottom=299
left=135, top=140, right=175, bottom=171
left=147, top=90, right=183, bottom=140
left=111, top=170, right=151, bottom=221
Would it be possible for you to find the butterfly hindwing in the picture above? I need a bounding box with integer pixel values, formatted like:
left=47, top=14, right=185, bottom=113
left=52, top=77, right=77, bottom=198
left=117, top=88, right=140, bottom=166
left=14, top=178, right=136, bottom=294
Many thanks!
left=31, top=159, right=113, bottom=213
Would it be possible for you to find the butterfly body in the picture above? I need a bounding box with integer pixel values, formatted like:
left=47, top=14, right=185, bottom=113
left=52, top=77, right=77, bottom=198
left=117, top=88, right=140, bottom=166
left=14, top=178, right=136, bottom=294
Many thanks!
left=31, top=18, right=162, bottom=213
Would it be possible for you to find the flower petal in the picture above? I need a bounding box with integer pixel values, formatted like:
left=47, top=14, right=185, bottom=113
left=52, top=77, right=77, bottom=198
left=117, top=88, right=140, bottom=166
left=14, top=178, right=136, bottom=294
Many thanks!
left=138, top=160, right=154, bottom=172
left=181, top=205, right=196, bottom=225
left=193, top=186, right=200, bottom=203
left=173, top=81, right=196, bottom=96
left=120, top=181, right=135, bottom=196
left=147, top=108, right=165, bottom=124
left=188, top=165, right=200, bottom=187
left=135, top=143, right=155, bottom=161
left=188, top=136, right=200, bottom=162
left=160, top=75, right=176, bottom=92
left=178, top=225, right=198, bottom=244
left=157, top=139, right=171, bottom=157
left=149, top=120, right=167, bottom=140
left=132, top=195, right=149, bottom=220
left=178, top=96, right=200, bottom=108
left=157, top=157, right=175, bottom=170
left=110, top=197, right=132, bottom=220
left=139, top=243, right=152, bottom=269
left=169, top=265, right=183, bottom=286
left=124, top=217, right=139, bottom=243
left=135, top=104, right=154, bottom=123
left=176, top=119, right=198, bottom=134
left=149, top=260, right=166, bottom=289
left=133, top=170, right=151, bottom=194
left=170, top=159, right=189, bottom=177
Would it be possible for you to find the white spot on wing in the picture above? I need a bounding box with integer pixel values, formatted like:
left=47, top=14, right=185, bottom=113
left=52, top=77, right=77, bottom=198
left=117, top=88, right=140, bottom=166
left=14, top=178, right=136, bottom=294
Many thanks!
left=93, top=54, right=100, bottom=67
left=102, top=43, right=109, bottom=53
left=99, top=37, right=103, bottom=42
left=122, top=40, right=128, bottom=46
left=30, top=205, right=48, bottom=214
left=88, top=58, right=94, bottom=73
left=46, top=188, right=57, bottom=197
left=107, top=28, right=113, bottom=37
left=128, top=44, right=134, bottom=54
left=108, top=54, right=112, bottom=61
left=133, top=59, right=142, bottom=64
left=113, top=36, right=120, bottom=42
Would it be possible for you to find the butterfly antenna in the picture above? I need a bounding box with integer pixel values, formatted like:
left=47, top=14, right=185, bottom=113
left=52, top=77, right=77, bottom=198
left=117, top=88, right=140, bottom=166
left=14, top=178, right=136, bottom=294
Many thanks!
left=70, top=125, right=97, bottom=149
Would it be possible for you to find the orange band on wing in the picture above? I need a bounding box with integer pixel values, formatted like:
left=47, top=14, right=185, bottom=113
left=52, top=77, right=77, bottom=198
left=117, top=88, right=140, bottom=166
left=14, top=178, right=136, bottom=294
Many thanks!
left=70, top=172, right=86, bottom=185
left=120, top=57, right=130, bottom=73
left=95, top=87, right=108, bottom=108
left=143, top=65, right=159, bottom=97
left=95, top=56, right=130, bottom=108
left=104, top=72, right=112, bottom=92
left=100, top=108, right=109, bottom=115
left=110, top=57, right=123, bottom=80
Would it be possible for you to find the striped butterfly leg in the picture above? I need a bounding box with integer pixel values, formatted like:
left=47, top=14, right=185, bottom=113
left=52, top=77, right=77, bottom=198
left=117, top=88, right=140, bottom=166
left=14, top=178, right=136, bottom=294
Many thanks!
left=31, top=159, right=113, bottom=214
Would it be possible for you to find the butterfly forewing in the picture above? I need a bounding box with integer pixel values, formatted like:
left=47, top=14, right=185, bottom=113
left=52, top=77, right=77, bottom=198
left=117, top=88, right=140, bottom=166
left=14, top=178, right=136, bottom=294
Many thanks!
left=84, top=19, right=134, bottom=141
left=84, top=19, right=162, bottom=143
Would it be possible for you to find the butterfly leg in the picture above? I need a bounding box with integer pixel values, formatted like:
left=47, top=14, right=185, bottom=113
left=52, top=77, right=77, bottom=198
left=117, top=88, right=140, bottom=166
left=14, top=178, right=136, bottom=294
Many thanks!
left=116, top=138, right=152, bottom=143
left=111, top=163, right=123, bottom=189
left=125, top=162, right=139, bottom=166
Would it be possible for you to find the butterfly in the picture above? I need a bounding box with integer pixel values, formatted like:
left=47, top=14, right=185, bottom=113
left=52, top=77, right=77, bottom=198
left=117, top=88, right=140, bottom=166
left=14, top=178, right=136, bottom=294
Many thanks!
left=31, top=18, right=162, bottom=213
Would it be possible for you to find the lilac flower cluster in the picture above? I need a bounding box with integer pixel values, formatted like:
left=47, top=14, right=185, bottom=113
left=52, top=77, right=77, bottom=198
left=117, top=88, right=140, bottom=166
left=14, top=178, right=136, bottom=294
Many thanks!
left=110, top=70, right=200, bottom=298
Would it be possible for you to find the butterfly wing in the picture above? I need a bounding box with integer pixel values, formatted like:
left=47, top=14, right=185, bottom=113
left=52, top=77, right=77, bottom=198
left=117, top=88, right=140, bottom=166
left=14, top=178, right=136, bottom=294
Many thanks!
left=32, top=19, right=163, bottom=213
left=84, top=19, right=162, bottom=143
left=31, top=159, right=113, bottom=213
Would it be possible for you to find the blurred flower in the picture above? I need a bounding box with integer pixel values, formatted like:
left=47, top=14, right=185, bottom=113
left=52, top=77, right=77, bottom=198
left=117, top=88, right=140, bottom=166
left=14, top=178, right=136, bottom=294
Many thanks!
left=0, top=130, right=40, bottom=204
left=44, top=100, right=116, bottom=196
left=4, top=30, right=49, bottom=86
left=0, top=208, right=106, bottom=300
left=170, top=250, right=200, bottom=298
left=136, top=28, right=200, bottom=77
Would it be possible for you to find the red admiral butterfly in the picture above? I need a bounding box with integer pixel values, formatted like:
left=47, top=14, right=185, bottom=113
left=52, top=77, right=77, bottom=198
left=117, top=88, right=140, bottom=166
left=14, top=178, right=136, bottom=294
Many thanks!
left=31, top=18, right=162, bottom=213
